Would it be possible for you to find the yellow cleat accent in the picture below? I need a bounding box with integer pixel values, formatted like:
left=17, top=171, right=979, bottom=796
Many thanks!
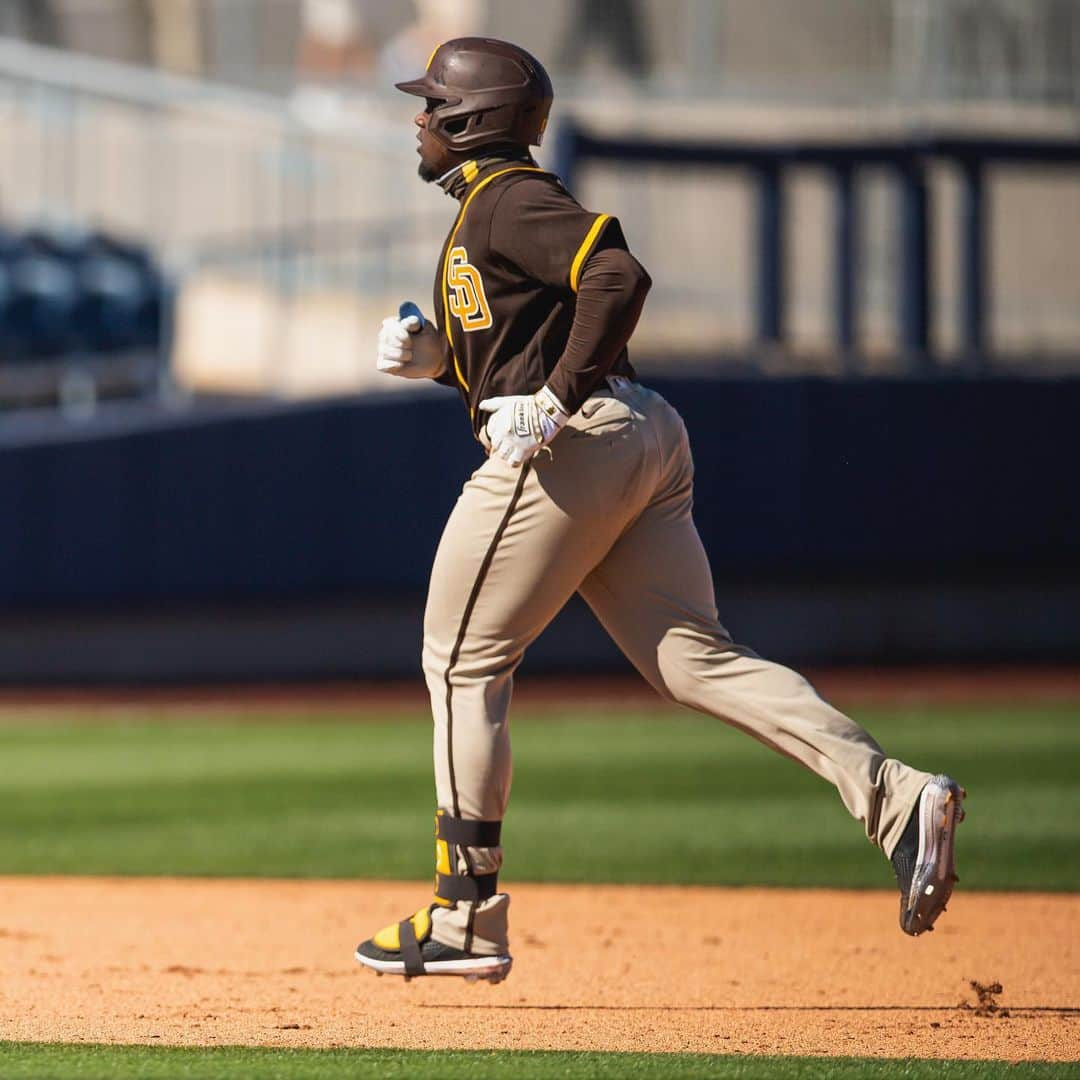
left=371, top=906, right=432, bottom=952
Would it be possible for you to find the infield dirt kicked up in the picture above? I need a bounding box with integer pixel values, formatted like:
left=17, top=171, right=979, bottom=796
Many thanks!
left=2, top=877, right=1076, bottom=1062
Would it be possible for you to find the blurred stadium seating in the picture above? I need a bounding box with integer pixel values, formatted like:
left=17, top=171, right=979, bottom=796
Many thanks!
left=0, top=226, right=163, bottom=356
left=0, top=223, right=168, bottom=410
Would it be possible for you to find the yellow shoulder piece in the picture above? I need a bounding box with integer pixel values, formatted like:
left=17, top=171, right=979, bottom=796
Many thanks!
left=570, top=213, right=612, bottom=293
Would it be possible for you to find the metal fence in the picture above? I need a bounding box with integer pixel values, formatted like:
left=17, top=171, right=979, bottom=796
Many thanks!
left=893, top=0, right=1080, bottom=105
left=557, top=125, right=1080, bottom=373
left=4, top=0, right=1078, bottom=106
left=0, top=37, right=432, bottom=255
left=0, top=37, right=444, bottom=406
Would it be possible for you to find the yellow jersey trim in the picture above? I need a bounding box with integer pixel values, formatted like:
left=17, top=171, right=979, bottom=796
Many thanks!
left=462, top=160, right=479, bottom=184
left=569, top=213, right=612, bottom=293
left=441, top=165, right=543, bottom=394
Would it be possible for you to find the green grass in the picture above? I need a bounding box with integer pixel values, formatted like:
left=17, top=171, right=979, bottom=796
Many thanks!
left=0, top=1044, right=1070, bottom=1079
left=0, top=703, right=1076, bottom=889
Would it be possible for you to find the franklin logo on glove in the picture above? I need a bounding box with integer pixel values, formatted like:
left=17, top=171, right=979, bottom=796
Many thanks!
left=478, top=386, right=570, bottom=467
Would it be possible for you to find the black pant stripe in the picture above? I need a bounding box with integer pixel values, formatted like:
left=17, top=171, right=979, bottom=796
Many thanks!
left=443, top=462, right=531, bottom=818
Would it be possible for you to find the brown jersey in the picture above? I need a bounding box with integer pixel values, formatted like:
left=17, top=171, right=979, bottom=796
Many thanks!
left=431, top=158, right=640, bottom=437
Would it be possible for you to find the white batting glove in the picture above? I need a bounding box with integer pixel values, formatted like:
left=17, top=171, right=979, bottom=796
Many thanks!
left=376, top=308, right=446, bottom=380
left=477, top=386, right=571, bottom=467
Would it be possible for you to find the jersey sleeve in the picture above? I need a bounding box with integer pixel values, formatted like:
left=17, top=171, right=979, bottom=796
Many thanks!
left=489, top=177, right=623, bottom=291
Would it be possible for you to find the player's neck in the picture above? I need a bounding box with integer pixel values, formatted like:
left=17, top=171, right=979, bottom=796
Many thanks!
left=436, top=147, right=536, bottom=200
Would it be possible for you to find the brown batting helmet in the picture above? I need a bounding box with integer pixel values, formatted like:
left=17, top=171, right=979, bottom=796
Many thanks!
left=395, top=38, right=553, bottom=153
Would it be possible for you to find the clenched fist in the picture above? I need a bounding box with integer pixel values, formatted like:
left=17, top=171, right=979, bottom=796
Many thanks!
left=377, top=305, right=446, bottom=380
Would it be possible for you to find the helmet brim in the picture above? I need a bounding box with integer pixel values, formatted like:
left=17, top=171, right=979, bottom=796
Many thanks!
left=395, top=76, right=460, bottom=104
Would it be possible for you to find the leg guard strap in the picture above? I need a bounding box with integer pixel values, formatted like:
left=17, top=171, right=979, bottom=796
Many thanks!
left=436, top=871, right=498, bottom=904
left=434, top=812, right=501, bottom=904
left=397, top=918, right=425, bottom=976
left=436, top=811, right=502, bottom=847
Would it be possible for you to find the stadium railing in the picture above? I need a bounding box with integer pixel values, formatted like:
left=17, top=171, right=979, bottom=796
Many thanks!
left=555, top=123, right=1080, bottom=376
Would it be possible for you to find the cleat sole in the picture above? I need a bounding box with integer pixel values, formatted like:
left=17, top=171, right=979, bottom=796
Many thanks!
left=900, top=775, right=965, bottom=936
left=355, top=948, right=512, bottom=983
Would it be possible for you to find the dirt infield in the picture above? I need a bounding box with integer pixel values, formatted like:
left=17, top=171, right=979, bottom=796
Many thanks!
left=1, top=877, right=1076, bottom=1061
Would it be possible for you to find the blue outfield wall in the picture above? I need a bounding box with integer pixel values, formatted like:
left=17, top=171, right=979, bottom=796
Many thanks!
left=0, top=375, right=1078, bottom=678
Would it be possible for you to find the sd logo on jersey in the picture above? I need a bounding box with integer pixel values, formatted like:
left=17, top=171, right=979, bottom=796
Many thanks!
left=446, top=246, right=492, bottom=331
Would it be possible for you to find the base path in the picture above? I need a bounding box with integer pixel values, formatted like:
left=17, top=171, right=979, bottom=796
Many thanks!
left=1, top=878, right=1076, bottom=1061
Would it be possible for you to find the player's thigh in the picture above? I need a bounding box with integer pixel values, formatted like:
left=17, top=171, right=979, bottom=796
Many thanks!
left=578, top=487, right=729, bottom=691
left=424, top=454, right=632, bottom=663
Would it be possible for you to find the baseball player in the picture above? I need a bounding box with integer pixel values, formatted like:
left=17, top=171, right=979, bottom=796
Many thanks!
left=355, top=38, right=964, bottom=984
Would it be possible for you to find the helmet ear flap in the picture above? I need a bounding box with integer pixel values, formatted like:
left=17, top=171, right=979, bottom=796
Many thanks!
left=431, top=106, right=504, bottom=151
left=429, top=108, right=484, bottom=149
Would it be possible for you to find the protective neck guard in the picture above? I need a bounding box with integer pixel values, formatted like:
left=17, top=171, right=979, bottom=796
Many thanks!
left=437, top=148, right=536, bottom=201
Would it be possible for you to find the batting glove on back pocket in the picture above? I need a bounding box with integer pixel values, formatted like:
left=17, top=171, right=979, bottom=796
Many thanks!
left=377, top=304, right=446, bottom=380
left=478, top=386, right=570, bottom=468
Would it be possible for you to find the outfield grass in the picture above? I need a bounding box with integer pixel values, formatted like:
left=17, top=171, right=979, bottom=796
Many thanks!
left=0, top=1044, right=1070, bottom=1079
left=0, top=703, right=1075, bottom=889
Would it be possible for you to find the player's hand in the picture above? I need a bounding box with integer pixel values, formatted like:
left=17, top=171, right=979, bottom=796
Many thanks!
left=478, top=386, right=570, bottom=467
left=376, top=307, right=446, bottom=379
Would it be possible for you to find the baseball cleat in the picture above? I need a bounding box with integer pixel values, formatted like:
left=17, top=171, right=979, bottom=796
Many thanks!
left=355, top=905, right=512, bottom=983
left=891, top=774, right=966, bottom=936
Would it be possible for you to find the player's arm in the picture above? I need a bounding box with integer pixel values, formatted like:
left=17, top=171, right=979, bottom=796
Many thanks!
left=490, top=184, right=651, bottom=416
left=544, top=225, right=651, bottom=417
